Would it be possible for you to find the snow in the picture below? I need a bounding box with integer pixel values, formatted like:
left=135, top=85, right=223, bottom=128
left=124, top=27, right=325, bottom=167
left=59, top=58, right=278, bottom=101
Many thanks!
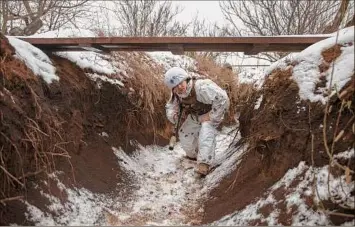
left=254, top=95, right=263, bottom=110
left=147, top=52, right=198, bottom=72
left=203, top=128, right=244, bottom=192
left=28, top=28, right=97, bottom=38
left=238, top=67, right=267, bottom=88
left=6, top=36, right=59, bottom=84
left=24, top=127, right=240, bottom=226
left=213, top=149, right=355, bottom=226
left=28, top=28, right=128, bottom=86
left=87, top=73, right=124, bottom=88
left=99, top=132, right=109, bottom=137
left=334, top=148, right=354, bottom=159
left=55, top=51, right=119, bottom=75
left=25, top=172, right=112, bottom=226
left=265, top=26, right=354, bottom=105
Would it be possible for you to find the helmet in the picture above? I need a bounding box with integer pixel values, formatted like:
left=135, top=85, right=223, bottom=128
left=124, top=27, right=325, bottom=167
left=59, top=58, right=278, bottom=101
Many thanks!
left=164, top=67, right=189, bottom=89
left=223, top=63, right=233, bottom=70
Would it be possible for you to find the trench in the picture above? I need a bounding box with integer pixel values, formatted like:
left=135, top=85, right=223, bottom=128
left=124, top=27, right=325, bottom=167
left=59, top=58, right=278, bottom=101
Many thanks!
left=23, top=127, right=242, bottom=226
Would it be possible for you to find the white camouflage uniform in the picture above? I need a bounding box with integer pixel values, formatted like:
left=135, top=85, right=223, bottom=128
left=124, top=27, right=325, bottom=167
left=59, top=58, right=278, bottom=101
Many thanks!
left=166, top=79, right=230, bottom=166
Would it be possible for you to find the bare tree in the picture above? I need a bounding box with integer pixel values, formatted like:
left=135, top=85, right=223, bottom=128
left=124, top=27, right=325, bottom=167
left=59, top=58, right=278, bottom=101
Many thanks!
left=0, top=0, right=92, bottom=35
left=323, top=0, right=354, bottom=33
left=220, top=0, right=354, bottom=61
left=112, top=0, right=189, bottom=36
left=186, top=13, right=231, bottom=61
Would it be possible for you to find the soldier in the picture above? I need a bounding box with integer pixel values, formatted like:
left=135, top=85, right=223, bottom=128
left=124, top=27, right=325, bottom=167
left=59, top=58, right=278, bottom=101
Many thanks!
left=164, top=67, right=230, bottom=176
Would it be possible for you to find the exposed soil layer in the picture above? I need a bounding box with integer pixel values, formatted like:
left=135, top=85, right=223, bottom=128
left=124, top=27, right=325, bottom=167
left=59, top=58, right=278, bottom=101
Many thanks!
left=0, top=34, right=169, bottom=225
left=202, top=46, right=355, bottom=224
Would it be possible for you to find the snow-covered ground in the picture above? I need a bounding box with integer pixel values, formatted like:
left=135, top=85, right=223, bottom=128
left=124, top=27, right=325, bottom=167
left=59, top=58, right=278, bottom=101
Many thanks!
left=213, top=149, right=354, bottom=226
left=23, top=127, right=241, bottom=225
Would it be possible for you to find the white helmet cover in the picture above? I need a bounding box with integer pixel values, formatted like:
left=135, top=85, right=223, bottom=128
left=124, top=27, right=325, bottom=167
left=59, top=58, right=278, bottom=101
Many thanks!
left=164, top=67, right=189, bottom=89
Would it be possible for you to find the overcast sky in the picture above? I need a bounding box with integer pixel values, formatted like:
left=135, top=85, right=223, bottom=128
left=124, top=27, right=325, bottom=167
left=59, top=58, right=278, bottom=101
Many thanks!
left=173, top=1, right=225, bottom=24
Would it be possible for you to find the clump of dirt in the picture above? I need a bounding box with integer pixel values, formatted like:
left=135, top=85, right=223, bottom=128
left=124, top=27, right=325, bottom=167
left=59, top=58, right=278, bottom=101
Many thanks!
left=322, top=44, right=342, bottom=63
left=202, top=44, right=354, bottom=224
left=0, top=34, right=171, bottom=225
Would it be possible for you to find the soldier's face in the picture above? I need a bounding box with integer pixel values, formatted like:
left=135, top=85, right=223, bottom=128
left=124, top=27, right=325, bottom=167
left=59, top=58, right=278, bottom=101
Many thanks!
left=173, top=80, right=187, bottom=95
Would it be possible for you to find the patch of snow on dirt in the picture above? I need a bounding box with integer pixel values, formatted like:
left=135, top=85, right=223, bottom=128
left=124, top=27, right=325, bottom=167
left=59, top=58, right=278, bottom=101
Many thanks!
left=108, top=126, right=239, bottom=225
left=27, top=29, right=128, bottom=83
left=147, top=52, right=198, bottom=72
left=24, top=172, right=112, bottom=226
left=203, top=127, right=244, bottom=194
left=110, top=126, right=241, bottom=225
left=24, top=127, right=238, bottom=226
left=326, top=44, right=354, bottom=93
left=6, top=36, right=58, bottom=84
left=254, top=95, right=263, bottom=110
left=56, top=51, right=120, bottom=75
left=213, top=152, right=355, bottom=226
left=265, top=26, right=354, bottom=104
left=87, top=73, right=124, bottom=87
left=238, top=67, right=267, bottom=88
left=334, top=148, right=354, bottom=159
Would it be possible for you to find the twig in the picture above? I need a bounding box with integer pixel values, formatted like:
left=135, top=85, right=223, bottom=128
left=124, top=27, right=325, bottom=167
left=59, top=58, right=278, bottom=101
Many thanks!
left=0, top=131, right=23, bottom=169
left=321, top=26, right=354, bottom=174
left=0, top=136, right=26, bottom=189
left=228, top=127, right=240, bottom=149
left=53, top=143, right=72, bottom=155
left=18, top=169, right=44, bottom=180
left=45, top=152, right=71, bottom=158
left=49, top=124, right=65, bottom=141
left=309, top=104, right=326, bottom=212
left=279, top=112, right=307, bottom=131
left=332, top=100, right=345, bottom=143
left=319, top=28, right=355, bottom=213
left=334, top=115, right=355, bottom=143
left=324, top=210, right=355, bottom=218
left=0, top=165, right=24, bottom=188
left=26, top=117, right=49, bottom=137
left=322, top=115, right=354, bottom=174
left=0, top=196, right=24, bottom=205
left=28, top=85, right=42, bottom=119
left=226, top=147, right=253, bottom=191
left=227, top=162, right=242, bottom=192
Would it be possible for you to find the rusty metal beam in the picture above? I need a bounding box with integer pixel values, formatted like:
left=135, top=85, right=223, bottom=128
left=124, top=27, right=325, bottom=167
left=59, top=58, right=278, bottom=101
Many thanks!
left=78, top=43, right=109, bottom=53
left=168, top=44, right=184, bottom=55
left=245, top=44, right=270, bottom=55
left=19, top=35, right=331, bottom=54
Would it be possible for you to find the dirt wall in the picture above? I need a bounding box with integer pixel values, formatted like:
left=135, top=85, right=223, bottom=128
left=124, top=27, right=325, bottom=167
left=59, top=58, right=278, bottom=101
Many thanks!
left=202, top=48, right=354, bottom=224
left=0, top=34, right=170, bottom=224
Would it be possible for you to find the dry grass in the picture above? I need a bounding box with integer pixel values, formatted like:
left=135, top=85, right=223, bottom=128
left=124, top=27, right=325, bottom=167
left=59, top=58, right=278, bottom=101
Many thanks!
left=112, top=52, right=172, bottom=140
left=0, top=35, right=73, bottom=205
left=194, top=56, right=257, bottom=125
left=117, top=53, right=259, bottom=132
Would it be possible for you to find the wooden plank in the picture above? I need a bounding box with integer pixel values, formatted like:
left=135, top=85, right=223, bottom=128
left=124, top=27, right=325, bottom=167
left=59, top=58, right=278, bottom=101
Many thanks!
left=18, top=35, right=332, bottom=53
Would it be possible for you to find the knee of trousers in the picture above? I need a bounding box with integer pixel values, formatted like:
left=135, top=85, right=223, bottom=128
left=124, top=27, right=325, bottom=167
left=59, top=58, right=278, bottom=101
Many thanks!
left=179, top=135, right=198, bottom=154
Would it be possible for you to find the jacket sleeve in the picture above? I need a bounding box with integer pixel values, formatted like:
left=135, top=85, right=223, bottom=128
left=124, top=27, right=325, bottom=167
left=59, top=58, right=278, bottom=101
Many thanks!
left=165, top=93, right=180, bottom=124
left=195, top=79, right=230, bottom=124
